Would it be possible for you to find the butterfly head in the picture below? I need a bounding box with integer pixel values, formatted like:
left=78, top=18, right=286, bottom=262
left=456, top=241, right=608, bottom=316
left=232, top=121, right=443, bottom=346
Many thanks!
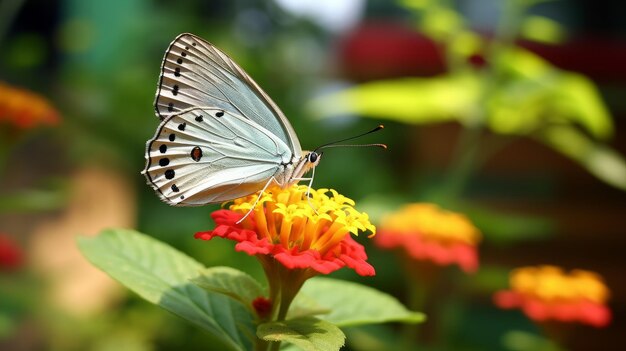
left=302, top=150, right=322, bottom=172
left=283, top=150, right=321, bottom=187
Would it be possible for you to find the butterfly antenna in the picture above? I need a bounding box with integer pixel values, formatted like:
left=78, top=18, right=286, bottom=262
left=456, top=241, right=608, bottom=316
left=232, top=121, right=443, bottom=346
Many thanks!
left=314, top=125, right=387, bottom=151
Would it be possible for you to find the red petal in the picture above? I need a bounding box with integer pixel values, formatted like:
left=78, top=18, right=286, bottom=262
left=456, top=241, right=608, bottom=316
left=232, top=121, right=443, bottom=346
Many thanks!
left=197, top=209, right=374, bottom=276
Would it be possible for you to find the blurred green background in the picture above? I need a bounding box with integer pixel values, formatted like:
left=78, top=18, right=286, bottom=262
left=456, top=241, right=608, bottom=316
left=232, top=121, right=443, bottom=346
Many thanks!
left=1, top=0, right=625, bottom=350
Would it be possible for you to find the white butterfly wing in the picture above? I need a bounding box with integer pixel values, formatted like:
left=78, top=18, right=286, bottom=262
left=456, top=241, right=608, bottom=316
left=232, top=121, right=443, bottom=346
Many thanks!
left=154, top=33, right=302, bottom=157
left=144, top=107, right=293, bottom=205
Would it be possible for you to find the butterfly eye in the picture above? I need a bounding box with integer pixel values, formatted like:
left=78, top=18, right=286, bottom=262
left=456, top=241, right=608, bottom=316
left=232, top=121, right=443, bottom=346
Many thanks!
left=308, top=152, right=318, bottom=163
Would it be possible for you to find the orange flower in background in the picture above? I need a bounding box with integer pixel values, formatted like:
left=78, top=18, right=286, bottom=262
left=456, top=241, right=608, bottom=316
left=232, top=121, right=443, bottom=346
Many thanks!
left=375, top=203, right=481, bottom=273
left=0, top=81, right=59, bottom=130
left=493, top=265, right=611, bottom=327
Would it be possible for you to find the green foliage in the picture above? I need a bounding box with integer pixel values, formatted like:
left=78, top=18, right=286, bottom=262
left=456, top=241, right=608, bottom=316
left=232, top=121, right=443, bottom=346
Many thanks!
left=309, top=76, right=478, bottom=125
left=502, top=330, right=564, bottom=351
left=297, top=277, right=426, bottom=326
left=77, top=228, right=254, bottom=351
left=520, top=16, right=566, bottom=44
left=539, top=126, right=626, bottom=190
left=257, top=317, right=345, bottom=351
left=311, top=0, right=626, bottom=191
left=79, top=229, right=425, bottom=351
left=191, top=267, right=265, bottom=313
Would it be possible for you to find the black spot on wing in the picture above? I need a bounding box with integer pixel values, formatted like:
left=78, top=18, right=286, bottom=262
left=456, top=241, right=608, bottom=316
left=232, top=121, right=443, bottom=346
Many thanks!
left=191, top=146, right=202, bottom=162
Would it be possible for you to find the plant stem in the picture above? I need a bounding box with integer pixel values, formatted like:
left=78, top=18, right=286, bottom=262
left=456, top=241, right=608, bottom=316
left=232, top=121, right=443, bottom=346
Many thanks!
left=438, top=0, right=527, bottom=203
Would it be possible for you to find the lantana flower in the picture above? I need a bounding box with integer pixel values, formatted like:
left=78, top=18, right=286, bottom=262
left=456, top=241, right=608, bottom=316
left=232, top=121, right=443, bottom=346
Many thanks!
left=0, top=81, right=59, bottom=130
left=375, top=203, right=481, bottom=273
left=493, top=265, right=611, bottom=327
left=0, top=233, right=23, bottom=271
left=195, top=185, right=375, bottom=320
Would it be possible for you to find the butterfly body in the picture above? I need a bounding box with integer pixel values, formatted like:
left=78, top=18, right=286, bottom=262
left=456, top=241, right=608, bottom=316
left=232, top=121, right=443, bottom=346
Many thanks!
left=143, top=33, right=320, bottom=206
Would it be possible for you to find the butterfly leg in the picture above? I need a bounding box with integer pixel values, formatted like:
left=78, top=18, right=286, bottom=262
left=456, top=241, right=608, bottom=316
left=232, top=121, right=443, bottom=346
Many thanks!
left=236, top=176, right=280, bottom=224
left=290, top=166, right=317, bottom=214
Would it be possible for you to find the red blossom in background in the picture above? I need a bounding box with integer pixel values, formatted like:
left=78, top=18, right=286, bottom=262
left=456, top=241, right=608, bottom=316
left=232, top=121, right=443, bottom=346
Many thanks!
left=0, top=233, right=24, bottom=271
left=493, top=265, right=612, bottom=328
left=375, top=203, right=481, bottom=273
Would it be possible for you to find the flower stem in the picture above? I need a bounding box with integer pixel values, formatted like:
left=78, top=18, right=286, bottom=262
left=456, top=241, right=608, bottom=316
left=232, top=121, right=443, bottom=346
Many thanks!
left=260, top=260, right=312, bottom=351
left=437, top=0, right=527, bottom=204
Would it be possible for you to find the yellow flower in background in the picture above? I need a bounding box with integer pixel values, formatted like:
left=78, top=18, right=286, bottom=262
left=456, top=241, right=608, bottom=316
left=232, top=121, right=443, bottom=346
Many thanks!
left=375, top=203, right=481, bottom=272
left=494, top=265, right=611, bottom=327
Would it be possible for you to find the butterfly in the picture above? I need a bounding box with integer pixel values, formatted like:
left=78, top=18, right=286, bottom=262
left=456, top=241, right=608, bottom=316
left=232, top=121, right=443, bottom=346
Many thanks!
left=142, top=33, right=323, bottom=206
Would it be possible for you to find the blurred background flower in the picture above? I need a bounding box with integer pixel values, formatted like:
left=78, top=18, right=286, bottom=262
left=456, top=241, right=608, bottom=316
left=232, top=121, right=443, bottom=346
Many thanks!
left=494, top=265, right=611, bottom=328
left=376, top=203, right=481, bottom=273
left=0, top=82, right=59, bottom=131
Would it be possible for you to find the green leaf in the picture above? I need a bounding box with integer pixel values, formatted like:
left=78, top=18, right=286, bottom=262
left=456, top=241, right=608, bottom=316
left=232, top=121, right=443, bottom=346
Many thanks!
left=309, top=76, right=478, bottom=125
left=503, top=330, right=564, bottom=351
left=539, top=126, right=626, bottom=190
left=77, top=228, right=253, bottom=351
left=296, top=277, right=425, bottom=326
left=553, top=72, right=613, bottom=139
left=420, top=6, right=464, bottom=41
left=258, top=317, right=345, bottom=351
left=491, top=48, right=613, bottom=139
left=521, top=16, right=566, bottom=44
left=191, top=266, right=265, bottom=311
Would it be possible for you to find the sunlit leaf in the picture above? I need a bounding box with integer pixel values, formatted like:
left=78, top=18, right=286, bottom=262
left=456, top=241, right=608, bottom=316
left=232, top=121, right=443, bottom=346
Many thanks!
left=296, top=277, right=425, bottom=326
left=258, top=317, right=345, bottom=351
left=450, top=31, right=483, bottom=57
left=309, top=76, right=479, bottom=124
left=489, top=48, right=613, bottom=139
left=497, top=47, right=552, bottom=79
left=77, top=229, right=253, bottom=351
left=521, top=16, right=566, bottom=44
left=421, top=6, right=464, bottom=41
left=553, top=73, right=613, bottom=139
left=539, top=126, right=626, bottom=190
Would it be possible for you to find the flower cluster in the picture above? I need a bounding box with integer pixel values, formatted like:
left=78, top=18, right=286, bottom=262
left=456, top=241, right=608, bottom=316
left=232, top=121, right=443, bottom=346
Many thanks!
left=493, top=265, right=611, bottom=327
left=375, top=203, right=481, bottom=273
left=0, top=81, right=59, bottom=130
left=195, top=185, right=376, bottom=276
